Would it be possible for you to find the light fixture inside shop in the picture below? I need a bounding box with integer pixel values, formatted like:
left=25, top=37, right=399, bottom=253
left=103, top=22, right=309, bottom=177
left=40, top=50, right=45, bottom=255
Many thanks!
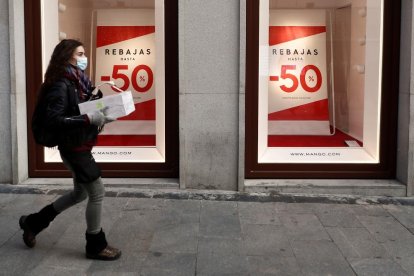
left=354, top=64, right=365, bottom=74
left=59, top=31, right=67, bottom=40
left=358, top=7, right=367, bottom=18
left=58, top=3, right=66, bottom=12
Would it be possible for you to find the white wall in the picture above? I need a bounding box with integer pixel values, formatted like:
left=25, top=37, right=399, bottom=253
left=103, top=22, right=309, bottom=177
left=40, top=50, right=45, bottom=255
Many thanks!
left=179, top=0, right=240, bottom=190
left=0, top=0, right=12, bottom=183
left=347, top=0, right=366, bottom=141
left=332, top=6, right=351, bottom=132
left=58, top=0, right=93, bottom=63
left=397, top=0, right=414, bottom=196
left=9, top=0, right=28, bottom=184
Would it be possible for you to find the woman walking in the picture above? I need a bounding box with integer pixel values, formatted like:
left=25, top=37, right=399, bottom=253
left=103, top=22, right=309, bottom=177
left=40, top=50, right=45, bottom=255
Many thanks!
left=19, top=39, right=121, bottom=260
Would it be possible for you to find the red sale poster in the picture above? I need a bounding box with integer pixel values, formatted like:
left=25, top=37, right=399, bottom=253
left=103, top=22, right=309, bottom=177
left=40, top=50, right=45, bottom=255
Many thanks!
left=95, top=9, right=156, bottom=147
left=268, top=10, right=330, bottom=138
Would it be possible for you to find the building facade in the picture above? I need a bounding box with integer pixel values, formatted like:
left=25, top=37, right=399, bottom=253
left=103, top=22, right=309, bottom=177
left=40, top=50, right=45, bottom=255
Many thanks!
left=1, top=0, right=413, bottom=196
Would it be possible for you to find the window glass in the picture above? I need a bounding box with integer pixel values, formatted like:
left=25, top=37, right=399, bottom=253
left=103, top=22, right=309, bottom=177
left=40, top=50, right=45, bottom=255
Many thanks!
left=41, top=0, right=166, bottom=163
left=258, top=0, right=383, bottom=163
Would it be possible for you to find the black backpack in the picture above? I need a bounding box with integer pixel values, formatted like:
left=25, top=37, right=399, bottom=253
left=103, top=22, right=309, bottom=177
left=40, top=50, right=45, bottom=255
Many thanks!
left=31, top=84, right=59, bottom=147
left=32, top=80, right=100, bottom=148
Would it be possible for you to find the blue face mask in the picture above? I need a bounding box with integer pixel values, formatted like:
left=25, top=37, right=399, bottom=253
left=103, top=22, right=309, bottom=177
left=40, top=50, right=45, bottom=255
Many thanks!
left=76, top=56, right=88, bottom=71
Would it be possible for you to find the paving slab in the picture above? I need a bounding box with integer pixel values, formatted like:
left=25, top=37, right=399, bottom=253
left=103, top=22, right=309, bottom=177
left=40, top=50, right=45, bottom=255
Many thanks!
left=395, top=255, right=414, bottom=276
left=100, top=197, right=130, bottom=230
left=39, top=208, right=87, bottom=254
left=0, top=232, right=54, bottom=275
left=247, top=256, right=302, bottom=276
left=313, top=204, right=364, bottom=228
left=87, top=214, right=152, bottom=274
left=87, top=250, right=147, bottom=275
left=140, top=252, right=196, bottom=276
left=1, top=193, right=414, bottom=276
left=383, top=205, right=414, bottom=229
left=0, top=193, right=19, bottom=206
left=291, top=240, right=355, bottom=276
left=29, top=264, right=91, bottom=276
left=104, top=212, right=155, bottom=251
left=149, top=223, right=199, bottom=254
left=349, top=205, right=391, bottom=217
left=31, top=245, right=93, bottom=272
left=241, top=224, right=293, bottom=257
left=274, top=202, right=316, bottom=214
left=349, top=258, right=409, bottom=276
left=197, top=237, right=249, bottom=276
left=357, top=215, right=413, bottom=242
left=87, top=271, right=139, bottom=276
left=279, top=213, right=331, bottom=241
left=157, top=199, right=201, bottom=226
left=199, top=201, right=241, bottom=239
left=238, top=202, right=281, bottom=225
left=1, top=194, right=57, bottom=216
left=0, top=213, right=21, bottom=246
left=114, top=215, right=157, bottom=245
left=123, top=197, right=167, bottom=214
left=326, top=227, right=389, bottom=259
left=197, top=236, right=244, bottom=256
left=357, top=215, right=414, bottom=258
left=197, top=253, right=249, bottom=276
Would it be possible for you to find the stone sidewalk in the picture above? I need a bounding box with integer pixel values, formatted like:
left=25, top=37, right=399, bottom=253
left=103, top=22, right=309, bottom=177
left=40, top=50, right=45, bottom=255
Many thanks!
left=0, top=192, right=414, bottom=275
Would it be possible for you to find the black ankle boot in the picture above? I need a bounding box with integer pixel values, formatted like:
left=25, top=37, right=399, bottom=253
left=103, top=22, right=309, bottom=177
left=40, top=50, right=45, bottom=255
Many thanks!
left=19, top=203, right=59, bottom=248
left=85, top=229, right=121, bottom=261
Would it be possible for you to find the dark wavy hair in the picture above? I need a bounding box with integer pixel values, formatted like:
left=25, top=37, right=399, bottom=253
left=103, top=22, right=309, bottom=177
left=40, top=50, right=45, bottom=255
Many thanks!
left=44, top=39, right=83, bottom=86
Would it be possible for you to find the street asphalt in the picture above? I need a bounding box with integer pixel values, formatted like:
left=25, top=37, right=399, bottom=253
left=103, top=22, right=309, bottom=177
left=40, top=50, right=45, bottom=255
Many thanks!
left=0, top=185, right=413, bottom=275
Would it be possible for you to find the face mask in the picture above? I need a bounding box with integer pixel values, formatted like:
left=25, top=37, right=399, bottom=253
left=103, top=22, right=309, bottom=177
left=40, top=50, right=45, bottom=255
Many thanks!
left=76, top=56, right=88, bottom=71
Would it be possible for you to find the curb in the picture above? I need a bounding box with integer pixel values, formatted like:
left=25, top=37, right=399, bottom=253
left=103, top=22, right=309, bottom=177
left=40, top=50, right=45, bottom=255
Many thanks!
left=1, top=184, right=414, bottom=206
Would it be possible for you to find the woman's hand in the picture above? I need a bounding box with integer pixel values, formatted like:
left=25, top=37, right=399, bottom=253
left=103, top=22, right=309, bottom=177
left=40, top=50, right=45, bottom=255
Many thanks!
left=87, top=107, right=116, bottom=127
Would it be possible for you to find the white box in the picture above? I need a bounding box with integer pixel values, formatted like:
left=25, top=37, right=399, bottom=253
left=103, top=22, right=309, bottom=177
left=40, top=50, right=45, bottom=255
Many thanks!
left=78, top=91, right=135, bottom=119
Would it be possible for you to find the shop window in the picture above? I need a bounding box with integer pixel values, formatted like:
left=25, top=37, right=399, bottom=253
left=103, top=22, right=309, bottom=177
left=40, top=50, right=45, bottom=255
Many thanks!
left=245, top=0, right=401, bottom=178
left=25, top=0, right=178, bottom=177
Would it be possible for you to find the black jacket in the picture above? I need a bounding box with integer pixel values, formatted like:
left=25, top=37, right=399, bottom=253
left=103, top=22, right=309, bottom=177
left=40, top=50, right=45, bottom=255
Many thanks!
left=42, top=78, right=99, bottom=150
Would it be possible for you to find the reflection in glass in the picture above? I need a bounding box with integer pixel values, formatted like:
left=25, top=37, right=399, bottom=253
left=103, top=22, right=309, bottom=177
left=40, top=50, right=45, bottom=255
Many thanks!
left=259, top=0, right=383, bottom=163
left=42, top=0, right=166, bottom=163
